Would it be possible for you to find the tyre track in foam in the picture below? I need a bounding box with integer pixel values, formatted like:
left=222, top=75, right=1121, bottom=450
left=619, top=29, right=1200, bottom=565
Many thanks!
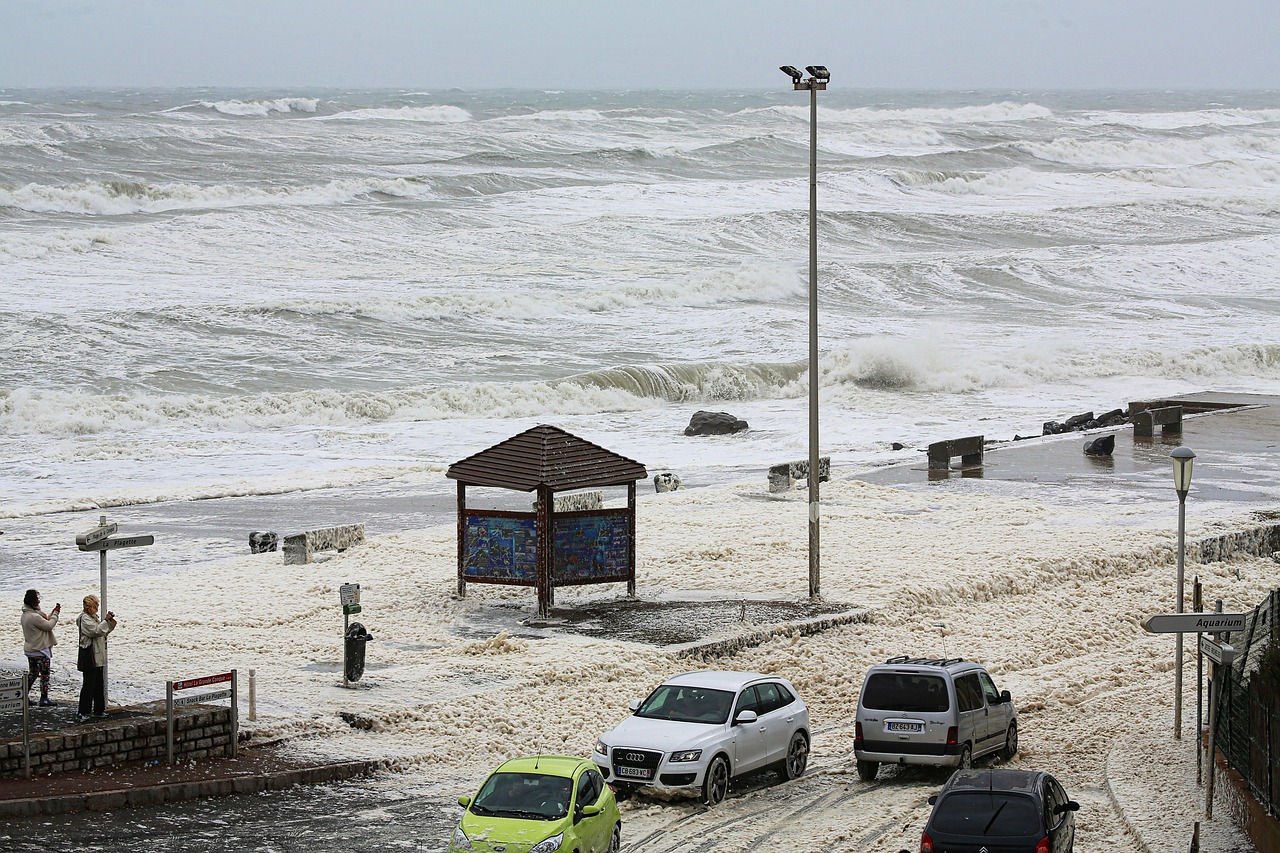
left=620, top=772, right=927, bottom=853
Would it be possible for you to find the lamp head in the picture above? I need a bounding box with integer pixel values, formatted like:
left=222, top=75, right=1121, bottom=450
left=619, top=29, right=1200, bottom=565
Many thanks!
left=805, top=65, right=830, bottom=81
left=780, top=65, right=803, bottom=83
left=1171, top=446, right=1196, bottom=495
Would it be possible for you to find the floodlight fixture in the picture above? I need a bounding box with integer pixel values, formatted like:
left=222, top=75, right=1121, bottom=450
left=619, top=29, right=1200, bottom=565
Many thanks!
left=780, top=66, right=803, bottom=82
left=805, top=65, right=830, bottom=81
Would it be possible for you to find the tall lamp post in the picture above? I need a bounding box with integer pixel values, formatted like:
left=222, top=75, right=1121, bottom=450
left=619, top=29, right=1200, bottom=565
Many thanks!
left=780, top=64, right=829, bottom=600
left=1171, top=445, right=1196, bottom=739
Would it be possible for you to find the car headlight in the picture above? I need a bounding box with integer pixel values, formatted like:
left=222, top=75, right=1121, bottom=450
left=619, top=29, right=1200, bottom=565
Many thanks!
left=669, top=749, right=703, bottom=763
left=595, top=740, right=609, bottom=757
left=529, top=833, right=564, bottom=853
left=449, top=825, right=473, bottom=852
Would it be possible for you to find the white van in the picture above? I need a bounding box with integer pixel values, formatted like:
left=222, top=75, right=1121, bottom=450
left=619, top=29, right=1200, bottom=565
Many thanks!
left=853, top=656, right=1017, bottom=781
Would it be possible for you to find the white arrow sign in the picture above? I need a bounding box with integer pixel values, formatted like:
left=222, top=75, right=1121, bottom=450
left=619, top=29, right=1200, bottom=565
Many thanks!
left=76, top=523, right=118, bottom=548
left=0, top=676, right=24, bottom=692
left=78, top=534, right=155, bottom=552
left=0, top=700, right=24, bottom=714
left=1140, top=613, right=1245, bottom=634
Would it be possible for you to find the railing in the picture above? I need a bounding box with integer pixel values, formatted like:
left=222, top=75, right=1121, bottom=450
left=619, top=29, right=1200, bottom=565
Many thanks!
left=1214, top=589, right=1280, bottom=818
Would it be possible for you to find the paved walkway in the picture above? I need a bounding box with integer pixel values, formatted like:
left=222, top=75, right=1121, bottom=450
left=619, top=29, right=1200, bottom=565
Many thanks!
left=0, top=688, right=379, bottom=819
left=1106, top=704, right=1255, bottom=853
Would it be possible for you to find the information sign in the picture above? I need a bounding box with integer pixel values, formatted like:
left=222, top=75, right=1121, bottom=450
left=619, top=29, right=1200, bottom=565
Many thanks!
left=1199, top=636, right=1236, bottom=667
left=340, top=583, right=360, bottom=606
left=173, top=689, right=233, bottom=707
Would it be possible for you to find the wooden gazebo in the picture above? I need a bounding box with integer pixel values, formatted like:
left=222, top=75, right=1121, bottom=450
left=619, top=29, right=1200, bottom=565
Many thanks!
left=446, top=425, right=648, bottom=616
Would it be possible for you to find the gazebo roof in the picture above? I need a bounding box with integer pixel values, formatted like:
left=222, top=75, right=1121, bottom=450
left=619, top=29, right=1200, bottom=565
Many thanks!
left=446, top=424, right=648, bottom=492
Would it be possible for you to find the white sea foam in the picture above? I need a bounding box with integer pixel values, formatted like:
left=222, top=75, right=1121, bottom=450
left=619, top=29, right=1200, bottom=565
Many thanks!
left=2, top=87, right=1279, bottom=533
left=751, top=101, right=1056, bottom=126
left=317, top=105, right=472, bottom=122
left=1019, top=134, right=1280, bottom=168
left=196, top=97, right=319, bottom=116
left=0, top=176, right=434, bottom=215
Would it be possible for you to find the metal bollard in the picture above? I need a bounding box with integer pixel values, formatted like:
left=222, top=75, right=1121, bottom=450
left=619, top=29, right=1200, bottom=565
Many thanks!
left=249, top=668, right=256, bottom=721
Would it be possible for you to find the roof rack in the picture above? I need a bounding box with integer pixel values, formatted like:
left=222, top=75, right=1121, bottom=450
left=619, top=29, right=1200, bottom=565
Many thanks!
left=884, top=656, right=966, bottom=667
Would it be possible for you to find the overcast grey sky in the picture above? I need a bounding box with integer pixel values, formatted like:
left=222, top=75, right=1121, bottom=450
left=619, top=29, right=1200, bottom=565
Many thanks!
left=3, top=0, right=1278, bottom=90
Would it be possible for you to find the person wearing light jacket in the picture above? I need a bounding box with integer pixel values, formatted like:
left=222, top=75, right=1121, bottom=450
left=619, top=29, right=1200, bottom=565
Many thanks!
left=76, top=595, right=116, bottom=720
left=20, top=589, right=61, bottom=707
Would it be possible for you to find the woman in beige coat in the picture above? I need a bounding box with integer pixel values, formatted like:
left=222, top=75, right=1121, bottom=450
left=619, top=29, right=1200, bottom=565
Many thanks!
left=20, top=589, right=61, bottom=706
left=76, top=595, right=116, bottom=720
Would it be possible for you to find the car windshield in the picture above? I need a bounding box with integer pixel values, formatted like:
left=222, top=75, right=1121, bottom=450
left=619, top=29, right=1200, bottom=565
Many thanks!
left=861, top=672, right=949, bottom=713
left=636, top=685, right=734, bottom=724
left=472, top=772, right=573, bottom=820
left=931, top=793, right=1040, bottom=836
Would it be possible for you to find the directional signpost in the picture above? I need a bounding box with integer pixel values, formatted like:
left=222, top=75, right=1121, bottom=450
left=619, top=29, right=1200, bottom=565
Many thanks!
left=1139, top=613, right=1245, bottom=634
left=0, top=675, right=31, bottom=777
left=75, top=515, right=155, bottom=709
left=1142, top=607, right=1243, bottom=819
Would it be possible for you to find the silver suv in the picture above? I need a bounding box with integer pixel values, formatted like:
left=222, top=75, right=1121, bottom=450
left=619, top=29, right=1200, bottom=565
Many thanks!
left=854, top=656, right=1017, bottom=781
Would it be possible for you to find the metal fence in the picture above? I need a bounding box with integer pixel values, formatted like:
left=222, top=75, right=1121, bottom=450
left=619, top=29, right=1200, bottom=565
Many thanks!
left=1215, top=588, right=1280, bottom=818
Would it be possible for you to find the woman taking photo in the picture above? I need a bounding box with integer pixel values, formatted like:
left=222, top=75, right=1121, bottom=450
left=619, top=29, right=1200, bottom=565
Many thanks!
left=76, top=594, right=116, bottom=721
left=20, top=589, right=61, bottom=707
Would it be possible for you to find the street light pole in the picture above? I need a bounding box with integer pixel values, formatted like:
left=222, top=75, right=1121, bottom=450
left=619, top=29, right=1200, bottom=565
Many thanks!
left=1171, top=446, right=1196, bottom=740
left=781, top=64, right=829, bottom=600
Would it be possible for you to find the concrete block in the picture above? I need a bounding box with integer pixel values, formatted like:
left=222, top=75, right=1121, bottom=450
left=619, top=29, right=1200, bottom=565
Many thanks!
left=283, top=523, right=365, bottom=565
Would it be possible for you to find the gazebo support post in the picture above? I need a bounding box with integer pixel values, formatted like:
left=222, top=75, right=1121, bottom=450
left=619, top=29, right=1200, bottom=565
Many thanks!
left=627, top=482, right=637, bottom=597
left=456, top=482, right=467, bottom=598
left=536, top=484, right=551, bottom=617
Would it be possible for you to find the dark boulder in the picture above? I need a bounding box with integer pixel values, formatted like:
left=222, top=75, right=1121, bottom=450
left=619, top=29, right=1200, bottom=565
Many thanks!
left=1083, top=434, right=1116, bottom=457
left=654, top=472, right=682, bottom=492
left=684, top=410, right=748, bottom=436
left=249, top=531, right=278, bottom=553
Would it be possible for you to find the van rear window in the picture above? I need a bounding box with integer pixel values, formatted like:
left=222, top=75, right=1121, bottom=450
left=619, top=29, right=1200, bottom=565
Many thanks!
left=861, top=673, right=949, bottom=712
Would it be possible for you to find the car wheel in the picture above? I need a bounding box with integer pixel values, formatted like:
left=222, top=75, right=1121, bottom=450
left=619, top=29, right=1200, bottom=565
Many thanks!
left=856, top=760, right=878, bottom=782
left=1001, top=721, right=1018, bottom=761
left=958, top=745, right=972, bottom=770
left=781, top=731, right=809, bottom=781
left=609, top=824, right=621, bottom=853
left=701, top=755, right=730, bottom=806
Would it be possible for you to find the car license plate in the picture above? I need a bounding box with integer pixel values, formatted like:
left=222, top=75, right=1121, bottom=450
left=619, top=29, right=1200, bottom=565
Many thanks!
left=887, top=721, right=924, bottom=733
left=616, top=766, right=652, bottom=779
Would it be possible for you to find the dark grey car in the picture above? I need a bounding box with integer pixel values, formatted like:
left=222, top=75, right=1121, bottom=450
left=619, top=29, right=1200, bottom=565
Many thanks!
left=916, top=768, right=1079, bottom=853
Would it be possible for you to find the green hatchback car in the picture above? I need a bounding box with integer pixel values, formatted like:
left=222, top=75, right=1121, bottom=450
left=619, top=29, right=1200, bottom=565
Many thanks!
left=449, top=755, right=621, bottom=853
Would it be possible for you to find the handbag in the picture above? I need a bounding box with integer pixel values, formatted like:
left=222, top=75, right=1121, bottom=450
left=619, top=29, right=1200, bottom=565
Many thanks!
left=76, top=614, right=95, bottom=671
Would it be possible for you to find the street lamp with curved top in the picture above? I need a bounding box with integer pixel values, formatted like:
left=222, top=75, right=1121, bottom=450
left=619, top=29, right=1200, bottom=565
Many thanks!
left=780, top=64, right=829, bottom=600
left=1171, top=445, right=1196, bottom=739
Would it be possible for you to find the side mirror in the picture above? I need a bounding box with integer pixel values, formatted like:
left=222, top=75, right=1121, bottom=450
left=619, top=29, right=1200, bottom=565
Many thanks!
left=999, top=689, right=1011, bottom=704
left=458, top=795, right=472, bottom=808
left=581, top=804, right=601, bottom=817
left=1066, top=800, right=1080, bottom=812
left=734, top=710, right=759, bottom=725
left=928, top=795, right=937, bottom=805
left=628, top=699, right=641, bottom=712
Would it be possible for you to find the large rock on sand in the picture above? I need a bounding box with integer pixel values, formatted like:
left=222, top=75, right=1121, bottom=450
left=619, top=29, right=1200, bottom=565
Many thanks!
left=684, top=411, right=748, bottom=437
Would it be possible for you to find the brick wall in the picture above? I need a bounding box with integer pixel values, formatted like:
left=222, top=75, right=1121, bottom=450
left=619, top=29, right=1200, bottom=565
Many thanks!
left=0, top=704, right=233, bottom=778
